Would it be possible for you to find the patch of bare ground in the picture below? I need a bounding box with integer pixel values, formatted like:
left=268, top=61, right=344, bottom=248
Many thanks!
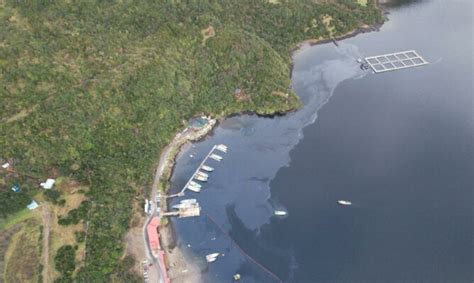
left=234, top=88, right=251, bottom=102
left=124, top=193, right=146, bottom=276
left=272, top=91, right=289, bottom=99
left=201, top=25, right=215, bottom=45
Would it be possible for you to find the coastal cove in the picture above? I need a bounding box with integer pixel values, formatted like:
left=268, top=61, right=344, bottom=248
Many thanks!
left=0, top=2, right=386, bottom=281
left=166, top=1, right=473, bottom=282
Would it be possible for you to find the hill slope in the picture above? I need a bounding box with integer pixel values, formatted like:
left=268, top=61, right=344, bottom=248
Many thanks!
left=0, top=1, right=382, bottom=281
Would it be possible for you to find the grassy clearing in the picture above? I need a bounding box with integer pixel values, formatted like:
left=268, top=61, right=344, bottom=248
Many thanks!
left=46, top=187, right=87, bottom=281
left=322, top=14, right=336, bottom=37
left=358, top=0, right=368, bottom=7
left=0, top=209, right=37, bottom=231
left=201, top=26, right=216, bottom=46
left=3, top=220, right=42, bottom=283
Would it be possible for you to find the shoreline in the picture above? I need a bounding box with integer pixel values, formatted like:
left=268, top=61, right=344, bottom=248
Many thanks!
left=146, top=7, right=387, bottom=282
left=148, top=119, right=217, bottom=283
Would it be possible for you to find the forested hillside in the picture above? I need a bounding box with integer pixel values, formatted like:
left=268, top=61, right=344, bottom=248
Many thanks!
left=0, top=1, right=382, bottom=281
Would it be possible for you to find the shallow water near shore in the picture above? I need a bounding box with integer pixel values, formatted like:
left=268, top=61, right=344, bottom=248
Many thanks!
left=169, top=1, right=473, bottom=282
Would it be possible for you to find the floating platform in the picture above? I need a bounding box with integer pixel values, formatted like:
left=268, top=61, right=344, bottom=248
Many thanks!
left=364, top=50, right=428, bottom=73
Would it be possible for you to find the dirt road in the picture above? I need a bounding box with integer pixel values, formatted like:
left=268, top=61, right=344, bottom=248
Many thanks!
left=41, top=205, right=51, bottom=283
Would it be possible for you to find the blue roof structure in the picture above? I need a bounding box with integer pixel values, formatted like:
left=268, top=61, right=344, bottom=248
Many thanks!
left=11, top=184, right=20, bottom=193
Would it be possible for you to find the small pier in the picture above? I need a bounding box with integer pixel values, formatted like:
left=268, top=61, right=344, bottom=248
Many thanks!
left=162, top=205, right=201, bottom=218
left=364, top=50, right=428, bottom=73
left=161, top=144, right=227, bottom=218
left=178, top=144, right=227, bottom=195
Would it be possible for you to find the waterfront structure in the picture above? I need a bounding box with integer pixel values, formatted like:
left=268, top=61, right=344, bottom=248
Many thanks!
left=364, top=50, right=428, bottom=73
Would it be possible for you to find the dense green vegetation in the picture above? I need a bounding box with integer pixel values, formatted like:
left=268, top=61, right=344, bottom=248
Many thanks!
left=54, top=245, right=76, bottom=281
left=0, top=0, right=382, bottom=281
left=0, top=190, right=30, bottom=218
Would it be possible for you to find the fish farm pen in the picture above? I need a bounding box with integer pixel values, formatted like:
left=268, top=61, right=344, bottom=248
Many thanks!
left=364, top=50, right=429, bottom=73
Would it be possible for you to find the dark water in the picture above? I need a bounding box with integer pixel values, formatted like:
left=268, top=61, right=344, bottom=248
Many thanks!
left=169, top=1, right=473, bottom=282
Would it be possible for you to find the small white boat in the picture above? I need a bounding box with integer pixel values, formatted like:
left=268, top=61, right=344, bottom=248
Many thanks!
left=274, top=210, right=287, bottom=216
left=210, top=154, right=223, bottom=161
left=337, top=200, right=352, bottom=206
left=187, top=185, right=201, bottom=193
left=180, top=199, right=197, bottom=205
left=189, top=181, right=202, bottom=188
left=194, top=175, right=208, bottom=182
left=216, top=144, right=228, bottom=153
left=172, top=203, right=186, bottom=209
left=206, top=253, right=220, bottom=262
left=197, top=171, right=209, bottom=178
left=201, top=165, right=214, bottom=172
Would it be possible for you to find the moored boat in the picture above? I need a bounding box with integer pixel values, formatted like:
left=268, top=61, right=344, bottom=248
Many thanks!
left=187, top=184, right=201, bottom=193
left=201, top=165, right=214, bottom=172
left=210, top=154, right=223, bottom=161
left=180, top=199, right=197, bottom=204
left=189, top=181, right=202, bottom=188
left=194, top=175, right=208, bottom=182
left=206, top=253, right=220, bottom=262
left=172, top=203, right=186, bottom=209
left=216, top=144, right=228, bottom=152
left=197, top=171, right=209, bottom=178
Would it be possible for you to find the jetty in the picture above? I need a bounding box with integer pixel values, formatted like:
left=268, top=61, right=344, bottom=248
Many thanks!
left=178, top=144, right=227, bottom=195
left=364, top=50, right=428, bottom=73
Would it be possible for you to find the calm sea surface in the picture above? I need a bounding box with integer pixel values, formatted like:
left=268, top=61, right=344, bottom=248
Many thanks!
left=169, top=1, right=473, bottom=282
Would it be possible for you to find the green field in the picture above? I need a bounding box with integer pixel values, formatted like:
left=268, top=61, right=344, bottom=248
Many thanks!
left=0, top=1, right=382, bottom=281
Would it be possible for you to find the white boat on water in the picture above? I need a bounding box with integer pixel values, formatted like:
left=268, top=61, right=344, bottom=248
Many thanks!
left=337, top=200, right=352, bottom=206
left=201, top=165, right=214, bottom=172
left=216, top=144, right=228, bottom=153
left=197, top=171, right=209, bottom=178
left=172, top=203, right=186, bottom=209
left=173, top=199, right=198, bottom=209
left=190, top=181, right=202, bottom=188
left=181, top=199, right=197, bottom=204
left=187, top=185, right=201, bottom=193
left=194, top=175, right=208, bottom=182
left=210, top=154, right=223, bottom=161
left=206, top=253, right=220, bottom=262
left=274, top=210, right=287, bottom=216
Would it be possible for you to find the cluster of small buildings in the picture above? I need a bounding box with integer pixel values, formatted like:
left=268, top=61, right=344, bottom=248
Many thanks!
left=1, top=160, right=57, bottom=211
